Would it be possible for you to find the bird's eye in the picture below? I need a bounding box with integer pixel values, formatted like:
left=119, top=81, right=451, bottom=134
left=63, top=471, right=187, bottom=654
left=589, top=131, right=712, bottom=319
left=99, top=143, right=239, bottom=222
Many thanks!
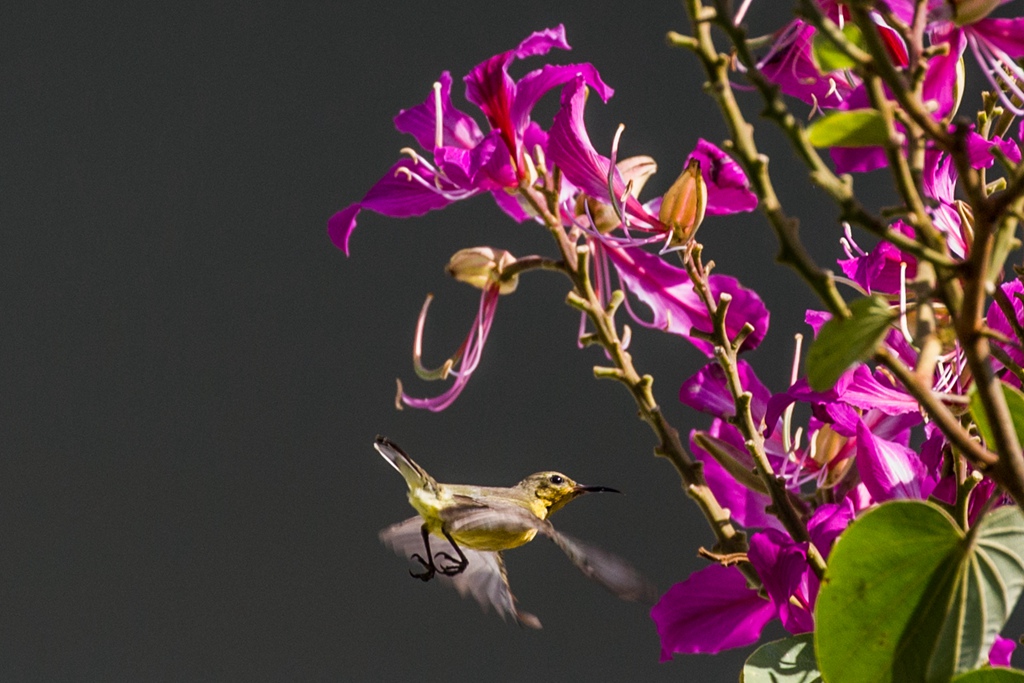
left=549, top=474, right=564, bottom=485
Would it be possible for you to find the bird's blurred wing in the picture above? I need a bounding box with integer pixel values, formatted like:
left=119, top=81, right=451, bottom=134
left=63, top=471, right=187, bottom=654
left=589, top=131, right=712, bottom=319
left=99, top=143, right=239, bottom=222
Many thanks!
left=379, top=517, right=541, bottom=629
left=546, top=530, right=658, bottom=604
left=445, top=506, right=657, bottom=604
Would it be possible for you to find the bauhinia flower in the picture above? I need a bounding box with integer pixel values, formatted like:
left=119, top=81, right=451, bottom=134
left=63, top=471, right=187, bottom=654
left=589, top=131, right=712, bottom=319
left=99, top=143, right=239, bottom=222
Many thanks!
left=328, top=26, right=613, bottom=255
left=548, top=75, right=757, bottom=251
left=886, top=0, right=1024, bottom=115
left=651, top=502, right=855, bottom=657
left=751, top=1, right=907, bottom=109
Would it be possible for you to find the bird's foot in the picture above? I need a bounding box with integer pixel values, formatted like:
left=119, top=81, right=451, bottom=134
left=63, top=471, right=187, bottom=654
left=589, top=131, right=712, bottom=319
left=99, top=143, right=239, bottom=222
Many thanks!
left=408, top=553, right=436, bottom=581
left=434, top=551, right=468, bottom=576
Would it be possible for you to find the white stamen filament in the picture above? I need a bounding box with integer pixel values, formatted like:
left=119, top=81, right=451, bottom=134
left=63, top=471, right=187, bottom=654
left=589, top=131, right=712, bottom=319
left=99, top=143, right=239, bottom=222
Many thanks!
left=433, top=81, right=443, bottom=150
left=969, top=35, right=1024, bottom=115
left=839, top=237, right=856, bottom=260
left=899, top=262, right=914, bottom=343
left=781, top=334, right=803, bottom=454
left=734, top=0, right=754, bottom=25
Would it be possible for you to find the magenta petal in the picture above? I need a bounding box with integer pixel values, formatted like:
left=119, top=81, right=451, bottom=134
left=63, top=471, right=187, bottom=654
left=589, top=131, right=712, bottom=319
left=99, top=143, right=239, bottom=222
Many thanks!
left=327, top=160, right=458, bottom=254
left=922, top=27, right=966, bottom=118
left=327, top=204, right=361, bottom=256
left=679, top=360, right=770, bottom=419
left=689, top=139, right=757, bottom=215
left=548, top=78, right=654, bottom=223
left=855, top=419, right=935, bottom=502
left=831, top=144, right=889, bottom=174
left=806, top=501, right=854, bottom=554
left=748, top=529, right=815, bottom=634
left=972, top=17, right=1024, bottom=58
left=652, top=564, right=775, bottom=658
left=990, top=635, right=1017, bottom=667
left=489, top=188, right=529, bottom=222
left=965, top=131, right=1022, bottom=168
left=511, top=24, right=571, bottom=59
left=836, top=221, right=917, bottom=295
left=759, top=21, right=853, bottom=107
left=463, top=25, right=586, bottom=168
left=987, top=279, right=1024, bottom=388
left=837, top=365, right=922, bottom=416
left=513, top=62, right=613, bottom=131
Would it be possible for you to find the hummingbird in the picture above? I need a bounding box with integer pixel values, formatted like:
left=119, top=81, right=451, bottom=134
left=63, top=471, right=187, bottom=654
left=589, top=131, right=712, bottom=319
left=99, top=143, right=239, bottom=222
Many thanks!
left=374, top=436, right=656, bottom=629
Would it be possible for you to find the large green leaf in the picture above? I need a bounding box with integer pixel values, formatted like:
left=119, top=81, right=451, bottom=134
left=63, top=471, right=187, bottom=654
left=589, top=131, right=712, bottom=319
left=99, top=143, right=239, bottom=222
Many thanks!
left=742, top=634, right=821, bottom=683
left=969, top=383, right=1024, bottom=456
left=807, top=109, right=890, bottom=148
left=805, top=296, right=894, bottom=391
left=816, top=501, right=1024, bottom=683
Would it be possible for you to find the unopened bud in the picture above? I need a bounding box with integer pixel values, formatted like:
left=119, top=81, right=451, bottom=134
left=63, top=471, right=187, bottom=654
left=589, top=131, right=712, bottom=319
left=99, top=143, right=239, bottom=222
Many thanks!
left=659, top=158, right=707, bottom=247
left=951, top=0, right=1003, bottom=25
left=574, top=195, right=621, bottom=233
left=811, top=425, right=853, bottom=488
left=446, top=247, right=519, bottom=294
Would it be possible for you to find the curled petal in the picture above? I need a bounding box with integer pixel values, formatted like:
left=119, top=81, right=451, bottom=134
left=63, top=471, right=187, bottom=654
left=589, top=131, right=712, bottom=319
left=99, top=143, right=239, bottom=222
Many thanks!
left=688, top=139, right=757, bottom=216
left=548, top=77, right=659, bottom=229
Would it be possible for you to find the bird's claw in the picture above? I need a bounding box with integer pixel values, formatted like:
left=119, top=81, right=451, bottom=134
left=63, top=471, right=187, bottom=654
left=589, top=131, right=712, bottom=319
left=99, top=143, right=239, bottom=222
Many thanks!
left=408, top=553, right=436, bottom=581
left=434, top=551, right=468, bottom=576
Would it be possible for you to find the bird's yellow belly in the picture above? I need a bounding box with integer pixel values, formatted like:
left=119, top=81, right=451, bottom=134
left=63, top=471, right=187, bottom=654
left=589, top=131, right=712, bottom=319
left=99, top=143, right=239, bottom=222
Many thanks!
left=449, top=527, right=537, bottom=552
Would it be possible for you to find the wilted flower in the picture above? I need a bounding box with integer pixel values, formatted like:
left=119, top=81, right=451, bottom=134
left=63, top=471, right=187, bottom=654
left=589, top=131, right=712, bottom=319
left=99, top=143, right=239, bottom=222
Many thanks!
left=397, top=248, right=522, bottom=412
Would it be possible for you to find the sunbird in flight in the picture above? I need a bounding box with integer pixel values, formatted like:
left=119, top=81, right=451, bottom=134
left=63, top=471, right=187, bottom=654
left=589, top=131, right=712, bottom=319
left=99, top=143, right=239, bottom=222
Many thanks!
left=374, top=436, right=655, bottom=628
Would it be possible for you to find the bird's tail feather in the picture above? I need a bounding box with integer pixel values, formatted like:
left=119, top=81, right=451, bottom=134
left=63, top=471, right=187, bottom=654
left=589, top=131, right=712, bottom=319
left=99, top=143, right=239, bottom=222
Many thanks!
left=374, top=436, right=437, bottom=492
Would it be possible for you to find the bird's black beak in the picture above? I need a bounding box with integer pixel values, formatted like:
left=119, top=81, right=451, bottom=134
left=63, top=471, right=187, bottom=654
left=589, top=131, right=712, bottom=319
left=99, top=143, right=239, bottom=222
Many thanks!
left=574, top=484, right=621, bottom=495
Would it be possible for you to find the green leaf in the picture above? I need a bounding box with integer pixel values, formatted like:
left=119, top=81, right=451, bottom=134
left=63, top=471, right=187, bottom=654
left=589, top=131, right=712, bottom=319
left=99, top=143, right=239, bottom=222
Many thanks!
left=815, top=500, right=1024, bottom=683
left=811, top=23, right=865, bottom=73
left=805, top=296, right=894, bottom=391
left=742, top=634, right=821, bottom=683
left=807, top=109, right=889, bottom=148
left=969, top=382, right=1024, bottom=455
left=952, top=669, right=1024, bottom=682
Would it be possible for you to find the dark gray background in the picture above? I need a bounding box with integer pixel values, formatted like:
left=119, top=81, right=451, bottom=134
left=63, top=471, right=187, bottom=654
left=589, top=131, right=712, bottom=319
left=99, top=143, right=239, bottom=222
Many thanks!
left=3, top=1, right=878, bottom=680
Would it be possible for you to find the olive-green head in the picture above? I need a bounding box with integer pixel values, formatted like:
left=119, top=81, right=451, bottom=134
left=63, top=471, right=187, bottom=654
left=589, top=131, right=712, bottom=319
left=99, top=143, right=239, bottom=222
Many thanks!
left=517, top=471, right=620, bottom=517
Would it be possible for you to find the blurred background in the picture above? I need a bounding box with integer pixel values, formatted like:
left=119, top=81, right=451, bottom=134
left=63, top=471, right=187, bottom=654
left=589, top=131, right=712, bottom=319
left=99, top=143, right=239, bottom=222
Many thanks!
left=2, top=1, right=902, bottom=680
